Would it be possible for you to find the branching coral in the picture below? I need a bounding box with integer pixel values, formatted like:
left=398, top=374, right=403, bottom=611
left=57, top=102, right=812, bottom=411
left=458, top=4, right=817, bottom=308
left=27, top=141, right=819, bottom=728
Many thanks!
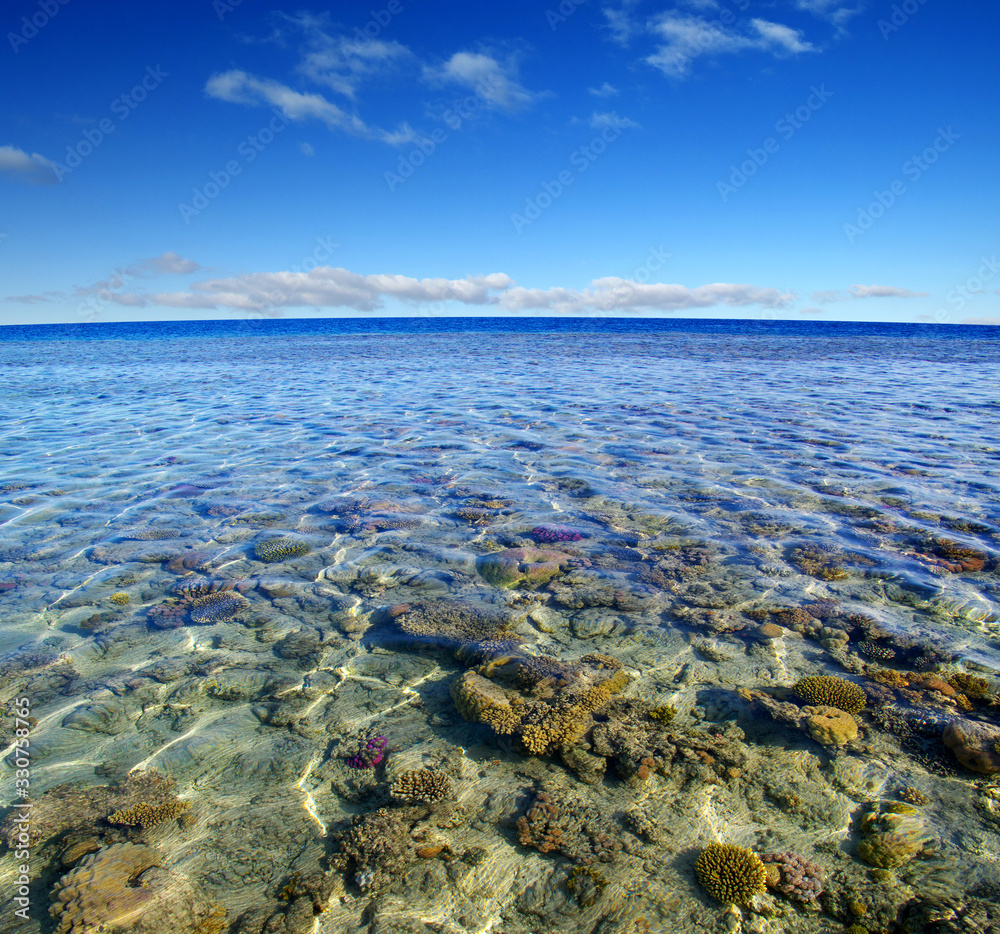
left=389, top=769, right=453, bottom=805
left=451, top=657, right=630, bottom=757
left=695, top=843, right=767, bottom=905
left=793, top=675, right=867, bottom=715
left=107, top=800, right=191, bottom=829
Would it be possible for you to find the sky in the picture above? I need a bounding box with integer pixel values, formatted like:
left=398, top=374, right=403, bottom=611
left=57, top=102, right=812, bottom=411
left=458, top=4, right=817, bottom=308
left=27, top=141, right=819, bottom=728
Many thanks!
left=1, top=0, right=998, bottom=326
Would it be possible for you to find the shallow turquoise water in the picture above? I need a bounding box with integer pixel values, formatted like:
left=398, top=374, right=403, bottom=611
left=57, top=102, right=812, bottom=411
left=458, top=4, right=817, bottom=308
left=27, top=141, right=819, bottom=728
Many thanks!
left=1, top=322, right=999, bottom=934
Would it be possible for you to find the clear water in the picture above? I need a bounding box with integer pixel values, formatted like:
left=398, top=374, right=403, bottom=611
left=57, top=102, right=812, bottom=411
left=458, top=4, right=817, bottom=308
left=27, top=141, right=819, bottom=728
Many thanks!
left=1, top=319, right=999, bottom=934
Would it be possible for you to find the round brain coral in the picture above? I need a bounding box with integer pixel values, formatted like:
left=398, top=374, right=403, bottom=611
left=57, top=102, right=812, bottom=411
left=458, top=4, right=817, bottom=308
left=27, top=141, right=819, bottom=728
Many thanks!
left=793, top=675, right=866, bottom=715
left=695, top=843, right=767, bottom=905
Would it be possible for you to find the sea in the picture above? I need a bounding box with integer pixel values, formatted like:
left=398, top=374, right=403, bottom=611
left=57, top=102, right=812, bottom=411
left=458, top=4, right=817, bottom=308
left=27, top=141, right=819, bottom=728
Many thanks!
left=1, top=317, right=999, bottom=934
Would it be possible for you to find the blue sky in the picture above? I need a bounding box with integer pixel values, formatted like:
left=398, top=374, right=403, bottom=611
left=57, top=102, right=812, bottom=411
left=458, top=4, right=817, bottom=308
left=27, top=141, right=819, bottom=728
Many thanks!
left=1, top=0, right=997, bottom=325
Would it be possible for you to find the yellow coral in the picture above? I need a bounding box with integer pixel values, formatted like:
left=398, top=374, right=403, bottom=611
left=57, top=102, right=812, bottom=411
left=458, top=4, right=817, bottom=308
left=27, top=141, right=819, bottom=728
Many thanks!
left=803, top=705, right=858, bottom=746
left=107, top=800, right=190, bottom=829
left=695, top=843, right=767, bottom=904
left=794, top=675, right=866, bottom=715
left=109, top=592, right=131, bottom=606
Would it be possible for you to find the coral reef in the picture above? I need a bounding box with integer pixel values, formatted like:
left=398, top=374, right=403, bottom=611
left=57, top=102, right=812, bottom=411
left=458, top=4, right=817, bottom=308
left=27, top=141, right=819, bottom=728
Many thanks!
left=942, top=719, right=1000, bottom=774
left=515, top=790, right=620, bottom=864
left=49, top=843, right=222, bottom=934
left=346, top=734, right=388, bottom=769
left=1, top=771, right=184, bottom=850
left=451, top=657, right=630, bottom=757
left=566, top=865, right=607, bottom=907
left=389, top=769, right=454, bottom=804
left=389, top=599, right=516, bottom=653
left=694, top=843, right=767, bottom=905
left=50, top=843, right=162, bottom=933
left=109, top=592, right=131, bottom=605
left=793, top=675, right=867, bottom=715
left=254, top=538, right=311, bottom=563
left=802, top=705, right=859, bottom=746
left=333, top=806, right=422, bottom=893
left=107, top=800, right=191, bottom=829
left=476, top=547, right=574, bottom=589
left=856, top=802, right=931, bottom=868
left=532, top=525, right=584, bottom=543
left=189, top=590, right=248, bottom=624
left=760, top=851, right=824, bottom=902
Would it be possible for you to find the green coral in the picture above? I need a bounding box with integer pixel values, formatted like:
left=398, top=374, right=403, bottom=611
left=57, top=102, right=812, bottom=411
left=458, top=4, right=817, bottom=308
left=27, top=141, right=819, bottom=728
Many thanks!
left=648, top=704, right=676, bottom=724
left=695, top=843, right=767, bottom=905
left=253, top=538, right=310, bottom=563
left=793, top=675, right=866, bottom=715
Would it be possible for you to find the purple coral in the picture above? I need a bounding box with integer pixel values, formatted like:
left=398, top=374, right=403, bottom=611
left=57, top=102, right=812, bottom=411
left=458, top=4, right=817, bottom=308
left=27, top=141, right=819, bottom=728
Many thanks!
left=347, top=735, right=387, bottom=769
left=532, top=525, right=584, bottom=543
left=761, top=851, right=824, bottom=902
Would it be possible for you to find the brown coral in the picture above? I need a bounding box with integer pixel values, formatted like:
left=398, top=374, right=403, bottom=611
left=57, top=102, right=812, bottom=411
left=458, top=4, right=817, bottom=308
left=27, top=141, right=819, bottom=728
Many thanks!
left=50, top=844, right=161, bottom=933
left=189, top=590, right=248, bottom=624
left=389, top=769, right=454, bottom=805
left=793, top=675, right=866, bottom=715
left=48, top=843, right=222, bottom=934
left=107, top=800, right=191, bottom=829
left=802, top=705, right=858, bottom=746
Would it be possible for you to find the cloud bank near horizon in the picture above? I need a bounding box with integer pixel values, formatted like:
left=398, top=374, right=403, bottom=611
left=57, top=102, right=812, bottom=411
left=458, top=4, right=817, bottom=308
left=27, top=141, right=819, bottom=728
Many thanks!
left=6, top=254, right=937, bottom=318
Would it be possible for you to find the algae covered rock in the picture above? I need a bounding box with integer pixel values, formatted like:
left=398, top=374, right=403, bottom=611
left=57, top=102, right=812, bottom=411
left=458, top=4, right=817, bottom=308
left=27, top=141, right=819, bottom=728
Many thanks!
left=476, top=547, right=572, bottom=589
left=695, top=842, right=767, bottom=905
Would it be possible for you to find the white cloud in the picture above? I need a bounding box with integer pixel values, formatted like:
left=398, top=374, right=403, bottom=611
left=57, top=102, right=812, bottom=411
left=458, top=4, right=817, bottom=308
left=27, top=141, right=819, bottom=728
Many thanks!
left=0, top=145, right=58, bottom=185
left=205, top=70, right=416, bottom=145
left=849, top=284, right=927, bottom=299
left=645, top=13, right=815, bottom=78
left=497, top=279, right=795, bottom=314
left=425, top=52, right=540, bottom=111
left=57, top=265, right=795, bottom=316
left=588, top=82, right=620, bottom=98
left=6, top=252, right=204, bottom=303
left=813, top=284, right=927, bottom=302
left=297, top=36, right=412, bottom=100
left=798, top=307, right=824, bottom=315
left=590, top=111, right=639, bottom=130
left=751, top=19, right=816, bottom=54
left=140, top=269, right=515, bottom=313
left=299, top=141, right=315, bottom=156
left=796, top=0, right=865, bottom=29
